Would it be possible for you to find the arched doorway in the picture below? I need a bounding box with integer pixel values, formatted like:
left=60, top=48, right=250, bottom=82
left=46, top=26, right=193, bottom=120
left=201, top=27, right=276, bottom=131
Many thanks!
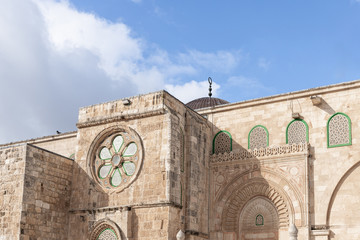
left=239, top=197, right=279, bottom=240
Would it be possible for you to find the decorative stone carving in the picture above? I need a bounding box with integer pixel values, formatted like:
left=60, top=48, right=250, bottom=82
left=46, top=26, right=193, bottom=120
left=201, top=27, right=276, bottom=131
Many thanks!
left=88, top=126, right=144, bottom=192
left=210, top=143, right=309, bottom=163
left=222, top=182, right=289, bottom=232
left=90, top=219, right=121, bottom=240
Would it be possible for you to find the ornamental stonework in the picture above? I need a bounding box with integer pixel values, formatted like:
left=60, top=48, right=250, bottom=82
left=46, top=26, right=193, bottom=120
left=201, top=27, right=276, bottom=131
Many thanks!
left=222, top=182, right=289, bottom=231
left=210, top=143, right=309, bottom=163
left=89, top=126, right=144, bottom=192
left=90, top=221, right=121, bottom=240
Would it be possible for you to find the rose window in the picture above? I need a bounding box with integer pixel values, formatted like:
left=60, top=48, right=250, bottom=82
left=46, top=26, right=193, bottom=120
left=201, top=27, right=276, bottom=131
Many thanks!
left=91, top=127, right=143, bottom=191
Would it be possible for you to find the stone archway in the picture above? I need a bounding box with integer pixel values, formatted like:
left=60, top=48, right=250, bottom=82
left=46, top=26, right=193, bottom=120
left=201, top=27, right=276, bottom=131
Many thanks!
left=239, top=197, right=279, bottom=240
left=221, top=180, right=290, bottom=233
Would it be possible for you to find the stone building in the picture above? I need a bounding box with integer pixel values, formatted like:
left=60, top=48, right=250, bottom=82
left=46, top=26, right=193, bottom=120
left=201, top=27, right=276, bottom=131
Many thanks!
left=1, top=80, right=360, bottom=240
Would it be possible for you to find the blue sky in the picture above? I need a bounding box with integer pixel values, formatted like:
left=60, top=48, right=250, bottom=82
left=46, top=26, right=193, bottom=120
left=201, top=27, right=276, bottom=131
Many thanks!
left=1, top=0, right=360, bottom=143
left=69, top=0, right=360, bottom=101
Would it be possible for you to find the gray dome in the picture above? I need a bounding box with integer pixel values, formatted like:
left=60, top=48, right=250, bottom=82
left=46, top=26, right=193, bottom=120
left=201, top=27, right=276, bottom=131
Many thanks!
left=186, top=97, right=229, bottom=110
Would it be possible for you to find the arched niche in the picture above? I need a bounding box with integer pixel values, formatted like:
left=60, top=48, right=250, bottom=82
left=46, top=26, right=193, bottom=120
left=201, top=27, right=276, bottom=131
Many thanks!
left=239, top=197, right=279, bottom=240
left=213, top=167, right=306, bottom=239
left=326, top=161, right=360, bottom=239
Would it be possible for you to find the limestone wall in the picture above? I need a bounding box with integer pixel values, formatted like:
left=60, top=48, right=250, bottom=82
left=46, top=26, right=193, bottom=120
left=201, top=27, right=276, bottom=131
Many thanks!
left=68, top=91, right=211, bottom=239
left=164, top=93, right=211, bottom=239
left=69, top=91, right=178, bottom=239
left=0, top=131, right=77, bottom=159
left=199, top=80, right=360, bottom=239
left=0, top=144, right=26, bottom=240
left=20, top=145, right=73, bottom=240
left=32, top=132, right=77, bottom=158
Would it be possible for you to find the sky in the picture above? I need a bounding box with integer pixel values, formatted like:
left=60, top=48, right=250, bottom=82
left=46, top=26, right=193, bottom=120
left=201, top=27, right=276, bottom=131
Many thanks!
left=1, top=0, right=360, bottom=143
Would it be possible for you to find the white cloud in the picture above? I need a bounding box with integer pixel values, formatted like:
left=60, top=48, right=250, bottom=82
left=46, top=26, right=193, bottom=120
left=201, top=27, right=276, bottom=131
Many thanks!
left=258, top=57, right=271, bottom=71
left=225, top=76, right=274, bottom=99
left=178, top=50, right=242, bottom=73
left=165, top=80, right=220, bottom=103
left=0, top=0, right=241, bottom=143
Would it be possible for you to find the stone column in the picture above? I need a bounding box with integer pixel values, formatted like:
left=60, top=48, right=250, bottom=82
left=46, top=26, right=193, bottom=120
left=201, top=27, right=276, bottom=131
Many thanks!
left=176, top=230, right=185, bottom=240
left=289, top=224, right=298, bottom=240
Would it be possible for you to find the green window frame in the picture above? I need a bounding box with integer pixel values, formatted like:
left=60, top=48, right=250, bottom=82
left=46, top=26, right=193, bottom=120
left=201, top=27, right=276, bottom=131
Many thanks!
left=97, top=228, right=118, bottom=240
left=286, top=119, right=309, bottom=144
left=248, top=125, right=269, bottom=149
left=255, top=214, right=264, bottom=226
left=327, top=112, right=352, bottom=148
left=212, top=130, right=232, bottom=154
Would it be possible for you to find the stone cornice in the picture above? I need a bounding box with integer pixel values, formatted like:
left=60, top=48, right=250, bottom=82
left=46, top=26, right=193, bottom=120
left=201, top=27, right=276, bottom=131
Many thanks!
left=198, top=79, right=360, bottom=114
left=76, top=108, right=166, bottom=129
left=210, top=143, right=309, bottom=164
left=69, top=200, right=182, bottom=214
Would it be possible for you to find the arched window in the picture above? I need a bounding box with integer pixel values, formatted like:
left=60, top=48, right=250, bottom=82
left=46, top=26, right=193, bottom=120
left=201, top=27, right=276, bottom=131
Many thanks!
left=327, top=112, right=352, bottom=148
left=90, top=219, right=121, bottom=240
left=212, top=130, right=232, bottom=154
left=286, top=119, right=309, bottom=144
left=256, top=214, right=264, bottom=226
left=97, top=228, right=118, bottom=240
left=248, top=125, right=269, bottom=150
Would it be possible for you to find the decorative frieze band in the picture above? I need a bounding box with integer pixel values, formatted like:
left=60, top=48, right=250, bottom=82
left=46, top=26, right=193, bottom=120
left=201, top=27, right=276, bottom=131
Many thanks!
left=210, top=143, right=309, bottom=163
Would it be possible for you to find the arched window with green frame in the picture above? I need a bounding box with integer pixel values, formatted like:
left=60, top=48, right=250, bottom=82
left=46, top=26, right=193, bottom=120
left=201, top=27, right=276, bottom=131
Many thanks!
left=212, top=130, right=232, bottom=154
left=248, top=125, right=269, bottom=150
left=255, top=214, right=264, bottom=226
left=286, top=119, right=309, bottom=144
left=327, top=112, right=352, bottom=148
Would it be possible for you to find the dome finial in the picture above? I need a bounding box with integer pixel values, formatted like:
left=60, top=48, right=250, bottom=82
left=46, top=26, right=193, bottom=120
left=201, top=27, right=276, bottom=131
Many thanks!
left=208, top=77, right=213, bottom=97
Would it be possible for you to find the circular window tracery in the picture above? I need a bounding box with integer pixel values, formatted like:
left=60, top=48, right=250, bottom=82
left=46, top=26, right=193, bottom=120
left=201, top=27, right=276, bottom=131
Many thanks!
left=89, top=126, right=144, bottom=192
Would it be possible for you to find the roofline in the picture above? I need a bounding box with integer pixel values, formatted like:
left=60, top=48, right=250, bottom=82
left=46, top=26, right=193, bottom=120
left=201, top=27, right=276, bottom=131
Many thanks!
left=0, top=131, right=78, bottom=147
left=79, top=90, right=167, bottom=110
left=197, top=79, right=360, bottom=114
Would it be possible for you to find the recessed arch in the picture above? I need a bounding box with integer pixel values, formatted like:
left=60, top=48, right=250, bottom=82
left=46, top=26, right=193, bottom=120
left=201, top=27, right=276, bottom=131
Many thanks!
left=213, top=166, right=306, bottom=235
left=326, top=161, right=360, bottom=226
left=239, top=197, right=279, bottom=239
left=221, top=180, right=290, bottom=233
